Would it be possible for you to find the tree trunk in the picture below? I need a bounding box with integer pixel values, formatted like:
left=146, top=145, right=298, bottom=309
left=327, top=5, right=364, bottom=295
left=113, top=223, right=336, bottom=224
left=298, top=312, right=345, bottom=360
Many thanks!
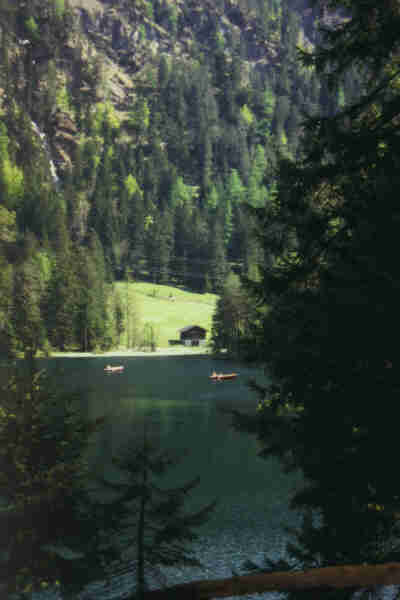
left=137, top=441, right=148, bottom=599
left=142, top=562, right=400, bottom=600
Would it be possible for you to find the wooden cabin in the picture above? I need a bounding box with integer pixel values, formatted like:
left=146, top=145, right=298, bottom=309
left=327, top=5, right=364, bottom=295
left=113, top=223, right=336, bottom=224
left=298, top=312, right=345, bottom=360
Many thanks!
left=179, top=325, right=207, bottom=346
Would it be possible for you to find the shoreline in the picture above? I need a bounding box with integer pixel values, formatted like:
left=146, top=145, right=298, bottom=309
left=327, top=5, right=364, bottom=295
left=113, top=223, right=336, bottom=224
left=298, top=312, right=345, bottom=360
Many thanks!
left=50, top=347, right=216, bottom=358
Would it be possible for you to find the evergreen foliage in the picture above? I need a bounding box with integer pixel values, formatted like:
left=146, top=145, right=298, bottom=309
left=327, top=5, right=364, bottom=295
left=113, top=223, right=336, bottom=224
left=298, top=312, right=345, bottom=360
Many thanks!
left=98, top=433, right=216, bottom=598
left=0, top=369, right=119, bottom=598
left=0, top=0, right=344, bottom=353
left=211, top=271, right=257, bottom=357
left=233, top=0, right=400, bottom=594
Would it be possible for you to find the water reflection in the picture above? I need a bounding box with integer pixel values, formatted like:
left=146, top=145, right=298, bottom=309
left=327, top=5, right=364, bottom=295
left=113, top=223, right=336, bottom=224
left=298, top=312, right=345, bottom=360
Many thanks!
left=22, top=356, right=302, bottom=598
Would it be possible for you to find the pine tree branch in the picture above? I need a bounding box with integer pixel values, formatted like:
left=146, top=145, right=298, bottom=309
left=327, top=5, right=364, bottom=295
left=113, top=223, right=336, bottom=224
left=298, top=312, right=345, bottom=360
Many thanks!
left=142, top=562, right=400, bottom=600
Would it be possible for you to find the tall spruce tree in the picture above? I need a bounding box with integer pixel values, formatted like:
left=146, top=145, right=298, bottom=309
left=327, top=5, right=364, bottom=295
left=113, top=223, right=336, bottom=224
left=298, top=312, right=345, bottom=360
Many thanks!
left=12, top=241, right=47, bottom=361
left=234, top=0, right=400, bottom=595
left=45, top=212, right=78, bottom=350
left=98, top=433, right=216, bottom=599
left=208, top=219, right=227, bottom=293
left=75, top=233, right=110, bottom=352
left=211, top=271, right=255, bottom=357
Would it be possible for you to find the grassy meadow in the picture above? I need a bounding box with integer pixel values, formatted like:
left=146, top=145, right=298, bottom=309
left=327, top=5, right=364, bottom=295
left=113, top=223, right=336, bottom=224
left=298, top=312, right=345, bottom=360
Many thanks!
left=113, top=281, right=218, bottom=349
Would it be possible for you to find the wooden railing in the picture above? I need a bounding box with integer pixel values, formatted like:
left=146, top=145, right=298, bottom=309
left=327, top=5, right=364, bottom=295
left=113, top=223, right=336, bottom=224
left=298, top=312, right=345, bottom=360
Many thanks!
left=143, top=562, right=400, bottom=599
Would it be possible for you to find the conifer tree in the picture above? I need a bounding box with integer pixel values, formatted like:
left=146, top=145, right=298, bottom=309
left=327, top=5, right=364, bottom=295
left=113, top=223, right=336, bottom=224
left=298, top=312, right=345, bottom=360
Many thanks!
left=211, top=271, right=255, bottom=357
left=75, top=234, right=110, bottom=352
left=208, top=219, right=227, bottom=293
left=12, top=242, right=47, bottom=361
left=122, top=270, right=141, bottom=349
left=171, top=198, right=192, bottom=288
left=145, top=210, right=173, bottom=284
left=0, top=252, right=14, bottom=356
left=236, top=0, right=400, bottom=592
left=188, top=209, right=209, bottom=292
left=127, top=189, right=147, bottom=279
left=114, top=289, right=125, bottom=347
left=45, top=211, right=78, bottom=350
left=98, top=433, right=216, bottom=599
left=0, top=369, right=118, bottom=598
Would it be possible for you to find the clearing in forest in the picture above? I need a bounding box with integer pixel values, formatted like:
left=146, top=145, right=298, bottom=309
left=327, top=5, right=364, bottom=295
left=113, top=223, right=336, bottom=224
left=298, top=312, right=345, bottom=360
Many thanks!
left=114, top=281, right=218, bottom=349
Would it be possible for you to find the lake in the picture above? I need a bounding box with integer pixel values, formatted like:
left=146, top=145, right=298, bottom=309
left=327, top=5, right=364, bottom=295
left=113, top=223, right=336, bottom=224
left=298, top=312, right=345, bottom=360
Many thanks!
left=22, top=355, right=303, bottom=599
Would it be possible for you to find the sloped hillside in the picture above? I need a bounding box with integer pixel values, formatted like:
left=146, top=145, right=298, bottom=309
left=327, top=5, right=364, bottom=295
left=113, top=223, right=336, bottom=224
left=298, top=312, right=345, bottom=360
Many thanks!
left=0, top=0, right=357, bottom=356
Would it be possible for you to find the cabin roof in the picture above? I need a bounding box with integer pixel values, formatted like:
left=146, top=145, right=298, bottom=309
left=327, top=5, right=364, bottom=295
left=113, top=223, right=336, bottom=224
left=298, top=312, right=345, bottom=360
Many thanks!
left=179, top=325, right=207, bottom=333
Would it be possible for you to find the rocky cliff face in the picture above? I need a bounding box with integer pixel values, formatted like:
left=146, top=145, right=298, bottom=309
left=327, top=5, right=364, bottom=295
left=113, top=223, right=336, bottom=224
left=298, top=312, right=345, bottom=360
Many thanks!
left=44, top=0, right=300, bottom=173
left=71, top=0, right=283, bottom=101
left=0, top=0, right=316, bottom=183
left=50, top=110, right=79, bottom=172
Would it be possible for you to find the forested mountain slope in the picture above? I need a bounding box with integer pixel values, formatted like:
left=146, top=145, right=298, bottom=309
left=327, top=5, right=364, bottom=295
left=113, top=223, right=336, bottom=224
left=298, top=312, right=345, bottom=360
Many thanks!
left=0, top=0, right=351, bottom=354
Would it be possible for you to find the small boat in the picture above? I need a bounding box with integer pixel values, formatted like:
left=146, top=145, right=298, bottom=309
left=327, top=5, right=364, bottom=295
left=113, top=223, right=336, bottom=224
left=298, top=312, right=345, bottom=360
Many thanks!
left=209, top=372, right=238, bottom=381
left=104, top=365, right=124, bottom=373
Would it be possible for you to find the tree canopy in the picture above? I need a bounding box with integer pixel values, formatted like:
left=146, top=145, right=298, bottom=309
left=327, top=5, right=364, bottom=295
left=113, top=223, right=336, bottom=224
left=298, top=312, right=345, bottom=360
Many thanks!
left=234, top=0, right=400, bottom=593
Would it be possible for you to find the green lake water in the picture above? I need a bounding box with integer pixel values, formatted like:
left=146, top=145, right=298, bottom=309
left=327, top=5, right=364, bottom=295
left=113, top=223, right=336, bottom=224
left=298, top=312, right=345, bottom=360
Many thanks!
left=17, top=356, right=303, bottom=599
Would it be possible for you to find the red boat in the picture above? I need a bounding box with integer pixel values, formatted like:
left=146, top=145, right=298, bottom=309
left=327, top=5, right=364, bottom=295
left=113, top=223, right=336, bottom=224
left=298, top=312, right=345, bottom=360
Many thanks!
left=209, top=372, right=238, bottom=381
